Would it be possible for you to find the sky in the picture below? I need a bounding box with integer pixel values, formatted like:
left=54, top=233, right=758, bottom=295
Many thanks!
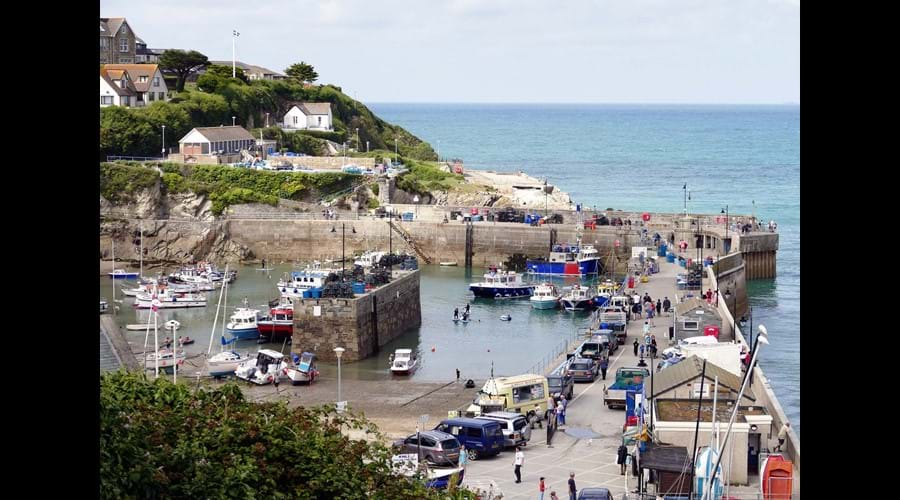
left=100, top=0, right=800, bottom=104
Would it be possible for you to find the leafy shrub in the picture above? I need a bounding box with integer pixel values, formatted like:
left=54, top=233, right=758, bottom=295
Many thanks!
left=99, top=162, right=160, bottom=203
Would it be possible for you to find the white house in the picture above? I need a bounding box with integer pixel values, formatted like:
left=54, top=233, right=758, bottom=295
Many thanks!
left=102, top=64, right=168, bottom=106
left=282, top=103, right=333, bottom=131
left=99, top=67, right=136, bottom=107
left=178, top=126, right=256, bottom=157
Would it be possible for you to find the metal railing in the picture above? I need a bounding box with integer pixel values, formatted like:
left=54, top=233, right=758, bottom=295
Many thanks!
left=526, top=327, right=582, bottom=376
left=106, top=155, right=166, bottom=162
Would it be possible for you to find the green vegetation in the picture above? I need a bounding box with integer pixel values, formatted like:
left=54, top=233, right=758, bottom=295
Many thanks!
left=367, top=197, right=380, bottom=209
left=396, top=159, right=464, bottom=194
left=99, top=162, right=161, bottom=203
left=100, top=61, right=436, bottom=162
left=100, top=371, right=472, bottom=499
left=158, top=49, right=210, bottom=92
left=101, top=162, right=359, bottom=215
left=285, top=61, right=319, bottom=83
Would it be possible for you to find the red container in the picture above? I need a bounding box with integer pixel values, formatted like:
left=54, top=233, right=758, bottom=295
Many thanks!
left=704, top=326, right=720, bottom=339
left=628, top=276, right=635, bottom=289
left=470, top=207, right=479, bottom=215
left=626, top=415, right=639, bottom=427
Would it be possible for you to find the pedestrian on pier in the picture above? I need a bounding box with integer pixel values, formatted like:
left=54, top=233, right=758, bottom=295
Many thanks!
left=633, top=339, right=639, bottom=356
left=459, top=445, right=468, bottom=471
left=539, top=477, right=546, bottom=500
left=533, top=403, right=544, bottom=428
left=600, top=357, right=609, bottom=380
left=456, top=368, right=460, bottom=381
left=643, top=321, right=651, bottom=338
left=656, top=299, right=662, bottom=317
left=663, top=297, right=671, bottom=314
left=513, top=446, right=525, bottom=483
left=776, top=422, right=790, bottom=451
left=617, top=444, right=628, bottom=475
left=639, top=344, right=645, bottom=358
left=557, top=401, right=566, bottom=426
left=568, top=472, right=577, bottom=500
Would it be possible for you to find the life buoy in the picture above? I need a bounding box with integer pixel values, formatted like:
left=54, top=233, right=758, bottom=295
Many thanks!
left=282, top=288, right=286, bottom=292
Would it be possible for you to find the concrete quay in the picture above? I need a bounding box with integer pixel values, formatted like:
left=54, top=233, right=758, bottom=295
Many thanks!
left=459, top=257, right=799, bottom=499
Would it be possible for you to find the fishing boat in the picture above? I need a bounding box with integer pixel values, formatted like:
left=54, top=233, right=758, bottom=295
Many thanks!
left=257, top=303, right=294, bottom=341
left=530, top=283, right=561, bottom=309
left=560, top=285, right=594, bottom=311
left=592, top=280, right=619, bottom=307
left=285, top=352, right=319, bottom=385
left=134, top=289, right=207, bottom=309
left=99, top=298, right=109, bottom=314
left=760, top=453, right=793, bottom=499
left=525, top=242, right=601, bottom=277
left=225, top=307, right=261, bottom=340
left=108, top=269, right=139, bottom=279
left=468, top=266, right=534, bottom=299
left=234, top=349, right=288, bottom=385
left=354, top=250, right=387, bottom=268
left=389, top=348, right=418, bottom=375
left=277, top=270, right=327, bottom=299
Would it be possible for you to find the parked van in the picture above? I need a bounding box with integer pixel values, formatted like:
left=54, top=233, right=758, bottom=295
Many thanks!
left=547, top=373, right=575, bottom=402
left=434, top=418, right=504, bottom=460
left=466, top=374, right=550, bottom=419
left=476, top=411, right=532, bottom=447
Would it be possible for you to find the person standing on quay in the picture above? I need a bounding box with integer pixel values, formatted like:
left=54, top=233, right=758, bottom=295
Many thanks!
left=458, top=444, right=467, bottom=471
left=656, top=299, right=662, bottom=317
left=514, top=446, right=524, bottom=483
left=776, top=422, right=790, bottom=452
left=600, top=357, right=609, bottom=380
left=633, top=339, right=639, bottom=356
left=568, top=472, right=577, bottom=500
left=663, top=296, right=671, bottom=315
left=539, top=477, right=546, bottom=500
left=617, top=444, right=628, bottom=475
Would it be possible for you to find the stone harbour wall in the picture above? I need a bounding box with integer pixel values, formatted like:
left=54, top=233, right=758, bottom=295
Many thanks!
left=292, top=270, right=421, bottom=362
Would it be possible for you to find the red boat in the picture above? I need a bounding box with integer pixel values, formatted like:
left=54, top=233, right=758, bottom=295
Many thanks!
left=760, top=453, right=793, bottom=499
left=257, top=305, right=293, bottom=341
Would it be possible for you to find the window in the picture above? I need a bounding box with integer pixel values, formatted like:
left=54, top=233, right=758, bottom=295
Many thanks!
left=120, top=37, right=128, bottom=52
left=317, top=116, right=322, bottom=125
left=682, top=320, right=699, bottom=331
left=153, top=77, right=160, bottom=86
left=420, top=436, right=436, bottom=447
left=99, top=37, right=108, bottom=48
left=136, top=92, right=144, bottom=102
left=148, top=92, right=155, bottom=102
left=466, top=427, right=483, bottom=438
left=158, top=92, right=165, bottom=100
left=120, top=79, right=127, bottom=88
left=404, top=436, right=418, bottom=445
left=139, top=76, right=148, bottom=83
left=122, top=96, right=130, bottom=106
left=293, top=116, right=298, bottom=125
left=202, top=143, right=209, bottom=154
left=120, top=25, right=127, bottom=34
left=100, top=96, right=113, bottom=105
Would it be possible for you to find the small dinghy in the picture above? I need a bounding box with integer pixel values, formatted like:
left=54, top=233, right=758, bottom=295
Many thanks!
left=165, top=320, right=181, bottom=330
left=126, top=323, right=154, bottom=331
left=500, top=314, right=512, bottom=321
left=178, top=336, right=195, bottom=346
left=440, top=261, right=458, bottom=267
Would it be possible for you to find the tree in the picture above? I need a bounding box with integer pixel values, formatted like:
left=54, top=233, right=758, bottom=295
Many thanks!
left=205, top=63, right=249, bottom=84
left=285, top=62, right=319, bottom=84
left=99, top=372, right=473, bottom=499
left=159, top=49, right=210, bottom=92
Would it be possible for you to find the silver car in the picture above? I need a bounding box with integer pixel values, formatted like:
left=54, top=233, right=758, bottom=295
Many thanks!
left=475, top=412, right=532, bottom=447
left=392, top=430, right=461, bottom=466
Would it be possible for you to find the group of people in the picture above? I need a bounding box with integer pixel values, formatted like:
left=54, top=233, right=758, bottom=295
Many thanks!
left=453, top=303, right=471, bottom=321
left=633, top=332, right=658, bottom=359
left=512, top=448, right=578, bottom=500
left=628, top=292, right=670, bottom=322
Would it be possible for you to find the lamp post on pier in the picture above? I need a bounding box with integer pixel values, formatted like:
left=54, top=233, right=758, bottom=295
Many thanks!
left=333, top=347, right=345, bottom=412
left=161, top=125, right=166, bottom=158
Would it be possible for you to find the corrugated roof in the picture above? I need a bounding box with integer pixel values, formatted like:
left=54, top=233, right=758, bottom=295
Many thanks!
left=650, top=355, right=754, bottom=401
left=182, top=126, right=255, bottom=143
left=639, top=444, right=692, bottom=473
left=675, top=297, right=719, bottom=317
left=103, top=64, right=161, bottom=92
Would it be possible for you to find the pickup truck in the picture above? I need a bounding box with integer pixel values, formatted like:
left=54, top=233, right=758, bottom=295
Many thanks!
left=598, top=308, right=628, bottom=344
left=602, top=367, right=649, bottom=409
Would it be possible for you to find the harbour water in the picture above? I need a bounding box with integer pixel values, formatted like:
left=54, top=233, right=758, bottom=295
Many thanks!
left=371, top=103, right=800, bottom=435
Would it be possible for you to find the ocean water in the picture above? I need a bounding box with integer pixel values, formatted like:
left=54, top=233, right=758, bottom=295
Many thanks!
left=370, top=103, right=800, bottom=435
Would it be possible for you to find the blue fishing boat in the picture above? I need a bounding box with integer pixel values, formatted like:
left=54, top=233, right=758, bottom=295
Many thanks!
left=526, top=243, right=601, bottom=276
left=469, top=266, right=534, bottom=299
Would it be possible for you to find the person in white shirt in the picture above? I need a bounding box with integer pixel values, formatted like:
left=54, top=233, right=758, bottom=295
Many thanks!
left=513, top=446, right=525, bottom=483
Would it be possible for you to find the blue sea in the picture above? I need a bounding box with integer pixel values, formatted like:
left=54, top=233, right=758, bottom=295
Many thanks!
left=370, top=103, right=800, bottom=435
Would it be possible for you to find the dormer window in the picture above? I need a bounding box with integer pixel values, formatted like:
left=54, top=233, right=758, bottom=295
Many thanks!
left=139, top=76, right=148, bottom=83
left=120, top=25, right=127, bottom=34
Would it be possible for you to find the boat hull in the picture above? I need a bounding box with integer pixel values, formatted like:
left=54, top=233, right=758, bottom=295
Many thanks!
left=561, top=298, right=593, bottom=311
left=469, top=285, right=533, bottom=299
left=227, top=327, right=261, bottom=340
left=530, top=298, right=559, bottom=309
left=109, top=273, right=139, bottom=280
left=134, top=300, right=206, bottom=309
left=525, top=259, right=600, bottom=276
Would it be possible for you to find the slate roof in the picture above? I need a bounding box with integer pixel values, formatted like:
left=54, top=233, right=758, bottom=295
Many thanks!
left=289, top=102, right=332, bottom=115
left=650, top=355, right=755, bottom=401
left=181, top=126, right=255, bottom=143
left=102, top=64, right=161, bottom=92
left=100, top=17, right=126, bottom=36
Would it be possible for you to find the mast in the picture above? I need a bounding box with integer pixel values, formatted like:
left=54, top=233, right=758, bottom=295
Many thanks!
left=208, top=264, right=229, bottom=355
left=139, top=223, right=143, bottom=280
left=111, top=238, right=116, bottom=314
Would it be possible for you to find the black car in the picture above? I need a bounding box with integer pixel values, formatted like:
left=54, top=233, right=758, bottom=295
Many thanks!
left=577, top=488, right=613, bottom=500
left=547, top=373, right=574, bottom=401
left=544, top=213, right=564, bottom=224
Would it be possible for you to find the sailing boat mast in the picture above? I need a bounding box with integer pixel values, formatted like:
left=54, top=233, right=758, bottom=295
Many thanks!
left=207, top=264, right=229, bottom=355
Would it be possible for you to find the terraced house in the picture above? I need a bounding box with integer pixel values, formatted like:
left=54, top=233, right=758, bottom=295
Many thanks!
left=100, top=17, right=139, bottom=64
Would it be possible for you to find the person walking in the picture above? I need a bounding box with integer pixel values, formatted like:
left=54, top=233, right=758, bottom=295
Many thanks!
left=465, top=302, right=470, bottom=315
left=643, top=321, right=651, bottom=339
left=539, top=477, right=546, bottom=500
left=600, top=357, right=609, bottom=380
left=656, top=299, right=662, bottom=317
left=456, top=368, right=460, bottom=382
left=533, top=402, right=543, bottom=429
left=514, top=446, right=525, bottom=483
left=663, top=296, right=671, bottom=314
left=557, top=400, right=565, bottom=426
left=459, top=444, right=467, bottom=471
left=776, top=422, right=790, bottom=452
left=454, top=307, right=459, bottom=320
left=617, top=444, right=628, bottom=475
left=633, top=338, right=639, bottom=356
left=567, top=472, right=577, bottom=500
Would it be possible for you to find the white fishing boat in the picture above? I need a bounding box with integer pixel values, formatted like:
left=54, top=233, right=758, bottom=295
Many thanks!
left=560, top=285, right=594, bottom=311
left=108, top=269, right=139, bottom=279
left=530, top=283, right=561, bottom=309
left=439, top=261, right=458, bottom=267
left=389, top=348, right=418, bottom=375
left=134, top=288, right=207, bottom=309
left=285, top=351, right=319, bottom=385
left=277, top=270, right=328, bottom=299
left=234, top=349, right=289, bottom=385
left=144, top=347, right=186, bottom=373
left=354, top=250, right=387, bottom=268
left=225, top=306, right=261, bottom=340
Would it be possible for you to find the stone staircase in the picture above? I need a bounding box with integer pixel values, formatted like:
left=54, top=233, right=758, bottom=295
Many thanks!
left=99, top=328, right=124, bottom=373
left=388, top=221, right=432, bottom=264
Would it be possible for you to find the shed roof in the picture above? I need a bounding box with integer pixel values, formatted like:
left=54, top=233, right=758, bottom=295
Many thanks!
left=639, top=444, right=692, bottom=473
left=180, top=126, right=255, bottom=143
left=650, top=355, right=755, bottom=401
left=289, top=102, right=332, bottom=115
left=675, top=297, right=720, bottom=317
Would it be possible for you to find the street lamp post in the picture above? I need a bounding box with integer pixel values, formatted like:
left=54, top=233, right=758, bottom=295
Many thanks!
left=333, top=347, right=345, bottom=410
left=413, top=195, right=420, bottom=220
left=232, top=116, right=236, bottom=127
left=366, top=140, right=369, bottom=153
left=721, top=205, right=729, bottom=253
left=265, top=112, right=269, bottom=128
left=161, top=125, right=166, bottom=158
left=355, top=128, right=359, bottom=153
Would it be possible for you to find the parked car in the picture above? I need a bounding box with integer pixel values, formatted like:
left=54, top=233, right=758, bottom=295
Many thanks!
left=578, top=487, right=613, bottom=499
left=392, top=430, right=461, bottom=466
left=596, top=329, right=618, bottom=353
left=547, top=373, right=575, bottom=402
left=475, top=412, right=532, bottom=447
left=567, top=358, right=598, bottom=382
left=434, top=418, right=504, bottom=461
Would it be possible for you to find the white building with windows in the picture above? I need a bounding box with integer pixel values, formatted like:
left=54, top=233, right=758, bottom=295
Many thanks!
left=99, top=67, right=136, bottom=107
left=178, top=126, right=256, bottom=157
left=101, top=64, right=168, bottom=107
left=282, top=103, right=333, bottom=131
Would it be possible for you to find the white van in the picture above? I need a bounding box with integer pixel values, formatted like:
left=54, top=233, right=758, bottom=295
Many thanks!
left=476, top=411, right=532, bottom=447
